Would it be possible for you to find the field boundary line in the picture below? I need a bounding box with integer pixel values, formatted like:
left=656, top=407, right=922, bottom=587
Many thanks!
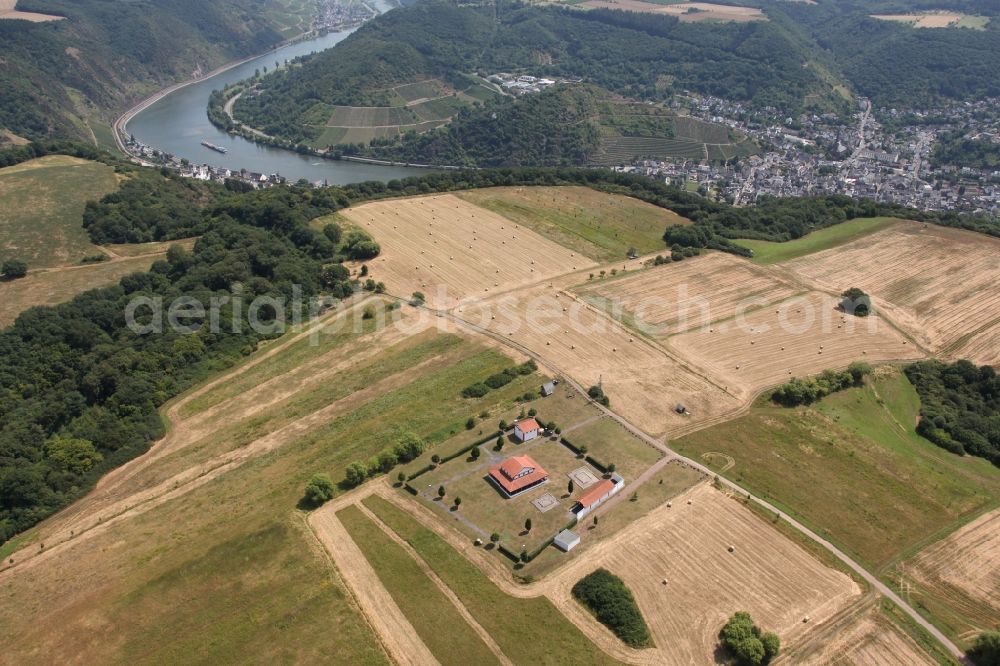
left=355, top=502, right=515, bottom=666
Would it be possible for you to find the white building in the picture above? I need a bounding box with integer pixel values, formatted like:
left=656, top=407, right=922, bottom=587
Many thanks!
left=513, top=417, right=541, bottom=442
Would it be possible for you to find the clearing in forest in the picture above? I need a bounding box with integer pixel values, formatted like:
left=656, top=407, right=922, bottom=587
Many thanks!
left=0, top=156, right=118, bottom=268
left=337, top=194, right=596, bottom=307
left=871, top=12, right=989, bottom=29
left=455, top=186, right=689, bottom=263
left=0, top=0, right=63, bottom=21
left=779, top=221, right=1000, bottom=365
left=578, top=0, right=766, bottom=22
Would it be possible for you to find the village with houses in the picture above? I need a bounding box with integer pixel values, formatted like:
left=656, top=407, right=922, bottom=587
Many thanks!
left=625, top=93, right=1000, bottom=216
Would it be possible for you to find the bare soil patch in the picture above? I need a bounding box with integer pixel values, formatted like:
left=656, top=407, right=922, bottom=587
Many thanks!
left=669, top=291, right=921, bottom=396
left=339, top=194, right=595, bottom=308
left=779, top=222, right=1000, bottom=365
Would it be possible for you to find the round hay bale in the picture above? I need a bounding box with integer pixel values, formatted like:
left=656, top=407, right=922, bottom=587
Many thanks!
left=728, top=545, right=735, bottom=553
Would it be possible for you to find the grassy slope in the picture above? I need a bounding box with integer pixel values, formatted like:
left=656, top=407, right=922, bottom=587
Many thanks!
left=363, top=494, right=621, bottom=665
left=0, top=156, right=117, bottom=268
left=672, top=368, right=1000, bottom=570
left=733, top=216, right=900, bottom=264
left=455, top=186, right=686, bottom=263
left=0, top=327, right=544, bottom=663
left=337, top=505, right=501, bottom=666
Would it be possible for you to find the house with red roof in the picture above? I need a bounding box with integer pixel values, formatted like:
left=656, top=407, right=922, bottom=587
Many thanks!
left=488, top=454, right=549, bottom=497
left=572, top=473, right=625, bottom=518
left=513, top=417, right=541, bottom=442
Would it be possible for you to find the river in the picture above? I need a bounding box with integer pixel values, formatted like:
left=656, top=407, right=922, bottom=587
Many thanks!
left=125, top=1, right=427, bottom=184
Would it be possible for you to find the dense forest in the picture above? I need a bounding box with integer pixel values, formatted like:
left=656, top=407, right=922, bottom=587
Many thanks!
left=0, top=0, right=291, bottom=141
left=234, top=0, right=846, bottom=144
left=776, top=0, right=1000, bottom=108
left=905, top=360, right=1000, bottom=466
left=3, top=141, right=1000, bottom=544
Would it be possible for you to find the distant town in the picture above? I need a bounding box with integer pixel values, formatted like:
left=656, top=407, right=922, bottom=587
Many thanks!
left=623, top=94, right=1000, bottom=215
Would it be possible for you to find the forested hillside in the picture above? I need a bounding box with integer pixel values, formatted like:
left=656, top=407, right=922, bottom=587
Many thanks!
left=234, top=0, right=846, bottom=145
left=0, top=0, right=301, bottom=142
left=776, top=0, right=1000, bottom=107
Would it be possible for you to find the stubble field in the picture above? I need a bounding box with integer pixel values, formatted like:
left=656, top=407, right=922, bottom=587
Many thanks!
left=780, top=222, right=1000, bottom=365
left=576, top=252, right=800, bottom=336
left=338, top=194, right=595, bottom=308
left=469, top=283, right=741, bottom=437
left=578, top=0, right=766, bottom=22
left=544, top=483, right=860, bottom=665
left=669, top=291, right=922, bottom=396
left=902, top=508, right=1000, bottom=634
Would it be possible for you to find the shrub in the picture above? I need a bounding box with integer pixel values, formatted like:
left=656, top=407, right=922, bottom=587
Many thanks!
left=465, top=416, right=476, bottom=430
left=969, top=631, right=1000, bottom=666
left=571, top=569, right=653, bottom=648
left=461, top=383, right=490, bottom=398
left=588, top=385, right=610, bottom=406
left=344, top=462, right=368, bottom=488
left=2, top=259, right=28, bottom=279
left=303, top=473, right=336, bottom=505
left=392, top=432, right=425, bottom=463
left=410, top=291, right=425, bottom=305
left=484, top=371, right=515, bottom=389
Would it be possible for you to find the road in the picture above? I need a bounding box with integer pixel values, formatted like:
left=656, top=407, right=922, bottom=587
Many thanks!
left=431, top=303, right=968, bottom=663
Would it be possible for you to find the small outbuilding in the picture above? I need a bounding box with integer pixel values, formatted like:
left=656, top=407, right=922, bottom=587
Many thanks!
left=541, top=381, right=555, bottom=397
left=554, top=529, right=581, bottom=552
left=513, top=417, right=541, bottom=442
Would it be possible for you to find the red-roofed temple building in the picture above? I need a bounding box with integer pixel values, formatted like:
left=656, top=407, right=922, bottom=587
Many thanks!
left=488, top=454, right=549, bottom=497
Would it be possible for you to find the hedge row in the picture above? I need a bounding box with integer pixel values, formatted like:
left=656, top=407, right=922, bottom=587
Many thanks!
left=497, top=544, right=520, bottom=562
left=560, top=436, right=612, bottom=474
left=439, top=430, right=502, bottom=464
left=461, top=360, right=537, bottom=398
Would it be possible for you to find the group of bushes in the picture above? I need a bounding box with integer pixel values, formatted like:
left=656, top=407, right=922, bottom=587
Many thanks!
left=461, top=360, right=537, bottom=398
left=341, top=431, right=426, bottom=489
left=1, top=260, right=28, bottom=279
left=572, top=568, right=653, bottom=648
left=771, top=363, right=872, bottom=407
left=588, top=384, right=610, bottom=407
left=719, top=612, right=780, bottom=666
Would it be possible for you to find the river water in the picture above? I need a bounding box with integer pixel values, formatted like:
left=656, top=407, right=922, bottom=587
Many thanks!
left=125, top=2, right=427, bottom=184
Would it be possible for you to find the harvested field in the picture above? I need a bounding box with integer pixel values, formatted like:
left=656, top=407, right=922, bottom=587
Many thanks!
left=467, top=283, right=741, bottom=437
left=0, top=254, right=165, bottom=328
left=779, top=222, right=1000, bottom=365
left=579, top=0, right=766, bottom=22
left=784, top=603, right=937, bottom=666
left=0, top=0, right=63, bottom=20
left=871, top=12, right=978, bottom=29
left=338, top=194, right=596, bottom=308
left=546, top=484, right=861, bottom=665
left=903, top=509, right=1000, bottom=632
left=455, top=185, right=688, bottom=263
left=577, top=252, right=799, bottom=336
left=669, top=291, right=921, bottom=396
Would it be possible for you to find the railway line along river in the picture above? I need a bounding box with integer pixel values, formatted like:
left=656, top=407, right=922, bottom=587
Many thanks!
left=124, top=0, right=426, bottom=184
